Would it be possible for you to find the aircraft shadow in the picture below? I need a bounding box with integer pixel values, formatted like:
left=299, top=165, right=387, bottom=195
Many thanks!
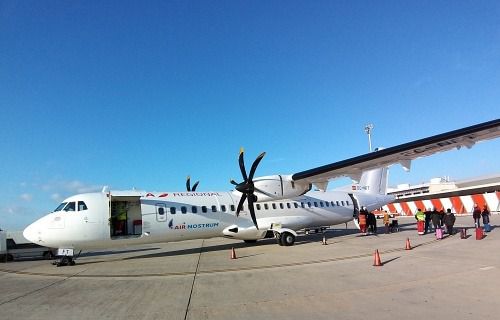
left=123, top=234, right=333, bottom=261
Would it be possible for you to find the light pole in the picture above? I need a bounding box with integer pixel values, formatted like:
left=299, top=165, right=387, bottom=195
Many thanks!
left=364, top=123, right=374, bottom=152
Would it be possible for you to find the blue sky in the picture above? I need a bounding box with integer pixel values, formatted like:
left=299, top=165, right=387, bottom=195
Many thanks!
left=1, top=1, right=499, bottom=230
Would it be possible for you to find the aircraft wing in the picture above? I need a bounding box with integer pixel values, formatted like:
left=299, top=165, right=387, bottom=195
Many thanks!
left=291, top=119, right=500, bottom=185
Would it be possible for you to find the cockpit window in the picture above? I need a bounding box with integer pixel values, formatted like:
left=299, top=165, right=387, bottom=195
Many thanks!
left=54, top=202, right=68, bottom=212
left=63, top=202, right=76, bottom=212
left=78, top=201, right=88, bottom=211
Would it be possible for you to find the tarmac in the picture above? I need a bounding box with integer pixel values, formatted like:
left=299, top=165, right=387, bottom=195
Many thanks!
left=1, top=215, right=499, bottom=320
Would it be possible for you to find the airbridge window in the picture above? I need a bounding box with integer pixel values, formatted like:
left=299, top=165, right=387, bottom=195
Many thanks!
left=78, top=201, right=88, bottom=211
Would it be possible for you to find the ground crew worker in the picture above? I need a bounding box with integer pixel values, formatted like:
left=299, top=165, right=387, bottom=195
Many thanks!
left=358, top=207, right=368, bottom=234
left=116, top=206, right=127, bottom=235
left=383, top=211, right=390, bottom=233
left=415, top=208, right=425, bottom=235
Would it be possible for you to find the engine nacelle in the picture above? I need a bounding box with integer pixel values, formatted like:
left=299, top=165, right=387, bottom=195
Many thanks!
left=252, top=175, right=311, bottom=201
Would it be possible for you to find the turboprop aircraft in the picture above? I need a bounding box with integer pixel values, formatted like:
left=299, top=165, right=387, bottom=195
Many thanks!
left=23, top=119, right=500, bottom=266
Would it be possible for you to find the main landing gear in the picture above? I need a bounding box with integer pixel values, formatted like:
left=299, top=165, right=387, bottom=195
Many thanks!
left=276, top=231, right=296, bottom=246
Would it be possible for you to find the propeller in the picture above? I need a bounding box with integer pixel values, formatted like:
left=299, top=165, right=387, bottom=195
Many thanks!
left=230, top=148, right=266, bottom=229
left=186, top=176, right=199, bottom=192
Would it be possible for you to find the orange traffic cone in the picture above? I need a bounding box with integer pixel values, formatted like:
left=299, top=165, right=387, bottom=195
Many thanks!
left=373, top=249, right=382, bottom=267
left=405, top=238, right=412, bottom=250
left=230, top=247, right=237, bottom=259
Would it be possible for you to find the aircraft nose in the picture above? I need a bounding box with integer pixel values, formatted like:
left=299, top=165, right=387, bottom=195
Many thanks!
left=23, top=222, right=40, bottom=244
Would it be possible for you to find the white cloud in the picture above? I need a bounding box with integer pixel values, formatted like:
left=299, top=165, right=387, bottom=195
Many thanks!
left=39, top=179, right=102, bottom=197
left=51, top=193, right=62, bottom=202
left=20, top=193, right=33, bottom=202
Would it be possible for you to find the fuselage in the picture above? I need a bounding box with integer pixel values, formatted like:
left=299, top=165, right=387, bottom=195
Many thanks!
left=23, top=190, right=394, bottom=250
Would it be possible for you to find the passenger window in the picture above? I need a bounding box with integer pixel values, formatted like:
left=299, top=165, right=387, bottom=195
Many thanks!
left=78, top=201, right=87, bottom=211
left=64, top=202, right=76, bottom=212
left=325, top=202, right=329, bottom=207
left=264, top=203, right=269, bottom=210
left=331, top=201, right=335, bottom=206
left=230, top=205, right=235, bottom=211
left=221, top=205, right=227, bottom=212
left=192, top=206, right=197, bottom=213
left=301, top=202, right=305, bottom=208
left=287, top=203, right=291, bottom=209
left=294, top=203, right=299, bottom=208
left=256, top=204, right=261, bottom=210
left=346, top=201, right=350, bottom=206
left=314, top=202, right=318, bottom=207
left=202, top=206, right=207, bottom=213
left=158, top=207, right=165, bottom=215
left=211, top=205, right=217, bottom=212
left=170, top=207, right=176, bottom=214
left=341, top=201, right=345, bottom=206
left=181, top=206, right=187, bottom=214
left=307, top=202, right=312, bottom=208
left=320, top=202, right=324, bottom=207
left=279, top=203, right=284, bottom=209
left=336, top=201, right=340, bottom=206
left=272, top=203, right=277, bottom=209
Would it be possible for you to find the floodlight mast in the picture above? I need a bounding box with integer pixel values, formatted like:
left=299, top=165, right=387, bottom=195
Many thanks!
left=364, top=123, right=374, bottom=152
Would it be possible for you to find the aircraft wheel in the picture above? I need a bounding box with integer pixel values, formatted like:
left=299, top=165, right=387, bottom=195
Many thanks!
left=280, top=232, right=295, bottom=246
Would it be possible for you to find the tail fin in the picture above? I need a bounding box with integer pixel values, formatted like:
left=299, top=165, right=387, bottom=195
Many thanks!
left=356, top=167, right=388, bottom=195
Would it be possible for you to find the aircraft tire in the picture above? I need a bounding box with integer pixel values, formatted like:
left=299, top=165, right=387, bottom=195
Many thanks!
left=280, top=232, right=295, bottom=246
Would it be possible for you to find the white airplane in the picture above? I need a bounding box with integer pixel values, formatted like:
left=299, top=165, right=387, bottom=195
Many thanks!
left=23, top=119, right=500, bottom=266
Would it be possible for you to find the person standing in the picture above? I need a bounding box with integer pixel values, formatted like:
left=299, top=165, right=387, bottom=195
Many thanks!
left=482, top=205, right=491, bottom=232
left=415, top=208, right=425, bottom=235
left=424, top=208, right=432, bottom=234
left=358, top=207, right=368, bottom=235
left=443, top=208, right=456, bottom=235
left=367, top=211, right=377, bottom=234
left=431, top=207, right=441, bottom=231
left=383, top=211, right=390, bottom=233
left=472, top=204, right=481, bottom=228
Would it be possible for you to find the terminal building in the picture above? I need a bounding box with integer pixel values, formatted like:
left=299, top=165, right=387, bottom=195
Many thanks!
left=382, top=174, right=500, bottom=216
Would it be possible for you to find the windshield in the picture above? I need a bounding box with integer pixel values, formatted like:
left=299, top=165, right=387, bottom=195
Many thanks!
left=54, top=202, right=68, bottom=212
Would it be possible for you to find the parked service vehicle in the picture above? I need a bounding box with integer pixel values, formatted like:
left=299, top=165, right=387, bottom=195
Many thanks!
left=0, top=230, right=55, bottom=262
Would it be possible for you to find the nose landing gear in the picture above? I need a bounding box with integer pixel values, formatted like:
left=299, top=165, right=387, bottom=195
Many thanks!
left=53, top=255, right=75, bottom=267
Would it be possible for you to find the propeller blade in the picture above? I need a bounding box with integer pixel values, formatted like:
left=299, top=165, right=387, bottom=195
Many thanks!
left=186, top=176, right=191, bottom=191
left=236, top=194, right=247, bottom=217
left=238, top=148, right=248, bottom=181
left=192, top=181, right=199, bottom=192
left=230, top=179, right=239, bottom=186
left=247, top=193, right=259, bottom=230
left=248, top=152, right=266, bottom=180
